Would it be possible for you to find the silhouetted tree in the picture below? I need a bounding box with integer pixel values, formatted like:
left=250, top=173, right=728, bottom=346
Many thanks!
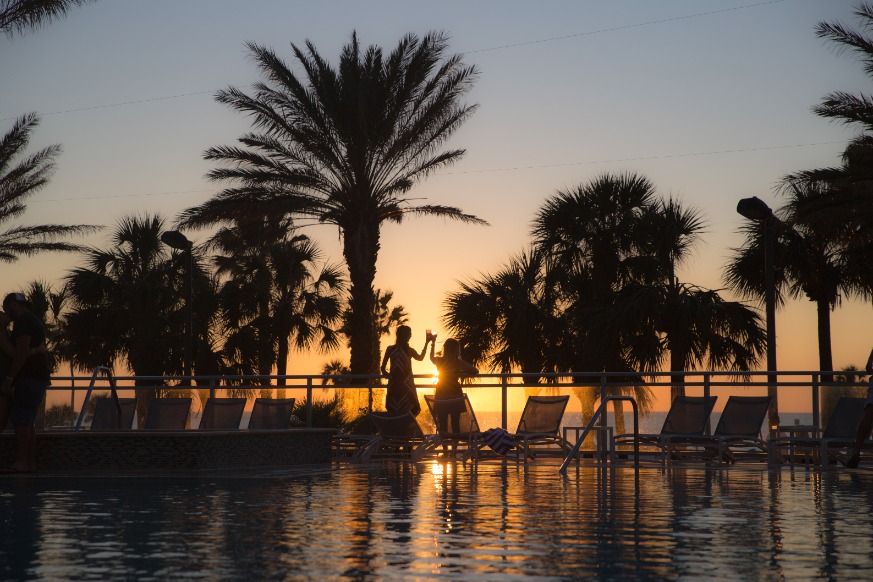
left=209, top=214, right=345, bottom=391
left=179, top=31, right=486, bottom=376
left=1, top=0, right=95, bottom=37
left=0, top=114, right=96, bottom=262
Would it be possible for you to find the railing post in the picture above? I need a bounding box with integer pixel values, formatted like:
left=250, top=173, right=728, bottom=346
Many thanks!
left=811, top=372, right=820, bottom=434
left=703, top=373, right=711, bottom=436
left=368, top=375, right=373, bottom=414
left=599, top=375, right=607, bottom=457
left=306, top=377, right=313, bottom=428
left=502, top=374, right=508, bottom=430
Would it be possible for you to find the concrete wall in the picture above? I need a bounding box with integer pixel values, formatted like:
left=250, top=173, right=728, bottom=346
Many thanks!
left=0, top=429, right=336, bottom=474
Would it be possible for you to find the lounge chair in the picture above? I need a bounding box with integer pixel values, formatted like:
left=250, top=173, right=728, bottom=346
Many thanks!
left=198, top=398, right=247, bottom=430
left=90, top=397, right=137, bottom=430
left=667, top=395, right=771, bottom=465
left=143, top=397, right=192, bottom=430
left=482, top=395, right=570, bottom=461
left=770, top=397, right=870, bottom=469
left=613, top=395, right=718, bottom=464
left=248, top=398, right=295, bottom=430
left=352, top=411, right=437, bottom=463
left=419, top=394, right=483, bottom=461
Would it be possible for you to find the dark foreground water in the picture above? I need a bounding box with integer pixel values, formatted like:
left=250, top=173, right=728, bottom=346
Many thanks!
left=2, top=462, right=873, bottom=581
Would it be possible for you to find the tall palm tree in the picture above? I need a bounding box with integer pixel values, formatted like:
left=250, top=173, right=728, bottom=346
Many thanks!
left=1, top=0, right=95, bottom=36
left=0, top=113, right=96, bottom=262
left=726, top=179, right=868, bottom=384
left=209, top=214, right=346, bottom=388
left=178, top=31, right=487, bottom=376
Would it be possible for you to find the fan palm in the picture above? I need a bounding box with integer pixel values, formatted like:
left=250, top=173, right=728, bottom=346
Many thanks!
left=530, top=174, right=659, bottom=430
left=532, top=173, right=763, bottom=425
left=209, top=215, right=346, bottom=388
left=631, top=198, right=765, bottom=398
left=0, top=113, right=96, bottom=262
left=442, top=249, right=562, bottom=379
left=62, top=215, right=204, bottom=418
left=178, top=31, right=486, bottom=376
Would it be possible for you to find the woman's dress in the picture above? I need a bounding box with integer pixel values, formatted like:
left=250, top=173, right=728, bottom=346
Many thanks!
left=385, top=345, right=421, bottom=415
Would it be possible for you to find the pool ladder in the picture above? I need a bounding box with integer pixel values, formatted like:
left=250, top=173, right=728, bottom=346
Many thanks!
left=559, top=396, right=639, bottom=474
left=74, top=367, right=123, bottom=430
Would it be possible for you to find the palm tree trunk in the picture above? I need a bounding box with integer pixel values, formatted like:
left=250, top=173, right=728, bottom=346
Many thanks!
left=816, top=299, right=834, bottom=384
left=572, top=386, right=598, bottom=448
left=257, top=297, right=272, bottom=388
left=343, top=222, right=380, bottom=375
left=612, top=398, right=626, bottom=436
left=276, top=333, right=289, bottom=387
left=670, top=349, right=686, bottom=400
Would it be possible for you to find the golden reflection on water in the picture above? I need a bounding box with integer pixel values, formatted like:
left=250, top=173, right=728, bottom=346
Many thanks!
left=3, top=465, right=873, bottom=579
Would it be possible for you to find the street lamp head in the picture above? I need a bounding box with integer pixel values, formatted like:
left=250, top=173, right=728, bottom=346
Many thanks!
left=161, top=230, right=192, bottom=251
left=736, top=196, right=773, bottom=221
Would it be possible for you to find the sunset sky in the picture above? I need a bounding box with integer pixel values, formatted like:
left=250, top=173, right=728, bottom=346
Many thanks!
left=3, top=1, right=871, bottom=412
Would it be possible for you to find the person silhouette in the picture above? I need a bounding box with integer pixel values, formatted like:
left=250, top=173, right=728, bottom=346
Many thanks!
left=430, top=338, right=478, bottom=442
left=846, top=347, right=873, bottom=468
left=0, top=293, right=51, bottom=474
left=381, top=325, right=429, bottom=415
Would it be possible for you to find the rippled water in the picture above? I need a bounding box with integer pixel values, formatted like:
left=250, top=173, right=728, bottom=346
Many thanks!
left=2, top=463, right=873, bottom=580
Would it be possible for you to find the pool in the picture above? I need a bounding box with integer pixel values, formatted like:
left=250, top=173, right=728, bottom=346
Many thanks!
left=2, top=462, right=872, bottom=580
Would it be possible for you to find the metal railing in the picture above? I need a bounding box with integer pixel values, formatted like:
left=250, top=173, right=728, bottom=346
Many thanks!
left=42, top=368, right=863, bottom=432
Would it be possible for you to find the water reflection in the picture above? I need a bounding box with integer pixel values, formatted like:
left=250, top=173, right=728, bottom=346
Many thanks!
left=2, top=465, right=873, bottom=580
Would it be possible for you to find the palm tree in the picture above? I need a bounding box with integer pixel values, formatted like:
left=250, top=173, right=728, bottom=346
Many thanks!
left=178, top=31, right=487, bottom=376
left=726, top=178, right=868, bottom=384
left=442, top=249, right=562, bottom=379
left=63, top=215, right=193, bottom=420
left=209, top=214, right=346, bottom=390
left=1, top=0, right=95, bottom=36
left=531, top=173, right=764, bottom=429
left=626, top=197, right=766, bottom=398
left=532, top=173, right=659, bottom=418
left=787, top=6, right=873, bottom=242
left=0, top=113, right=96, bottom=262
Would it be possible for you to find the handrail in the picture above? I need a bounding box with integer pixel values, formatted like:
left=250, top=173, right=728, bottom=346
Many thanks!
left=559, top=396, right=639, bottom=474
left=74, top=367, right=121, bottom=430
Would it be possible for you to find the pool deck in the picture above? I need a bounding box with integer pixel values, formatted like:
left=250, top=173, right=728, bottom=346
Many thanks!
left=0, top=428, right=336, bottom=475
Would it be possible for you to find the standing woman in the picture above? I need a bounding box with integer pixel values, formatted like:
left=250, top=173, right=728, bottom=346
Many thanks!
left=1, top=293, right=51, bottom=474
left=381, top=325, right=430, bottom=415
left=430, top=338, right=478, bottom=436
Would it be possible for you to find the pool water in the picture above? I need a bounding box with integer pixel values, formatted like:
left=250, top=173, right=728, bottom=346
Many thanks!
left=2, top=462, right=873, bottom=580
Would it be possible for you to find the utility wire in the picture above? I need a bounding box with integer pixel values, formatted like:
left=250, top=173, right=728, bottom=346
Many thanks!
left=467, top=0, right=788, bottom=54
left=29, top=139, right=844, bottom=203
left=1, top=0, right=789, bottom=121
left=445, top=140, right=847, bottom=175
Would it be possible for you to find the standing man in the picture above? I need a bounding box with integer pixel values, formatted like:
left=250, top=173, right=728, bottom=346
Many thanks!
left=0, top=293, right=50, bottom=474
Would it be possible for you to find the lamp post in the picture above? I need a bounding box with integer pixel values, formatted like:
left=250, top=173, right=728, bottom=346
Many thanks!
left=161, top=230, right=193, bottom=383
left=736, top=196, right=780, bottom=431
